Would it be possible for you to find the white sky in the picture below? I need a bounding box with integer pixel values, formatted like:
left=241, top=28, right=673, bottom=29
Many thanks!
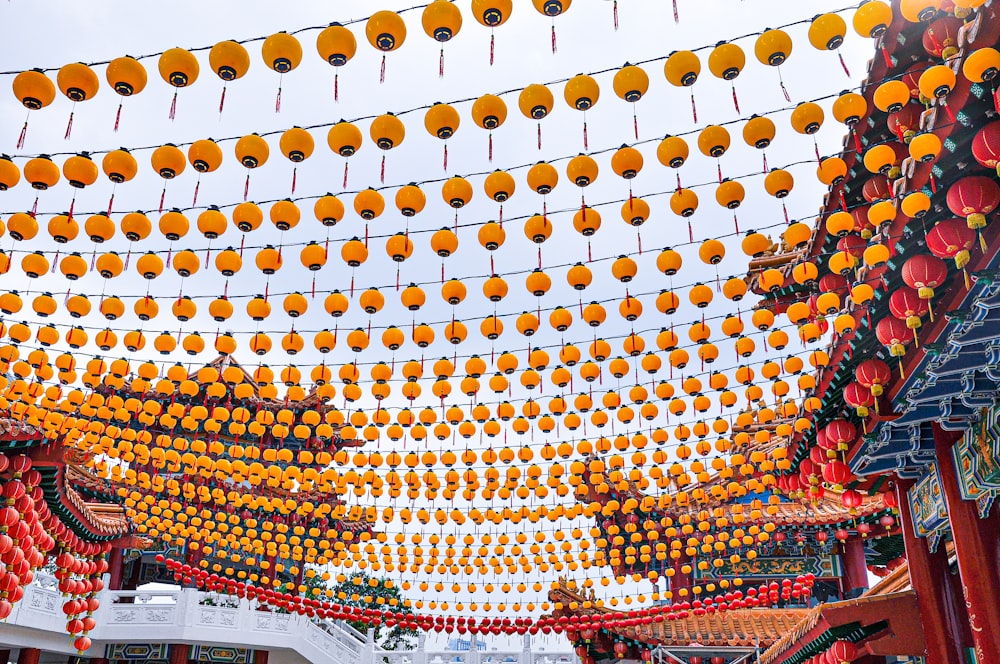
left=0, top=0, right=878, bottom=647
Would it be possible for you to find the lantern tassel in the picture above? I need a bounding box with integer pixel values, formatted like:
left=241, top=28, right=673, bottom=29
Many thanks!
left=106, top=193, right=115, bottom=217
left=380, top=155, right=386, bottom=183
left=169, top=91, right=177, bottom=121
left=613, top=0, right=619, bottom=29
left=734, top=212, right=740, bottom=233
left=439, top=47, right=445, bottom=78
left=219, top=86, right=227, bottom=114
left=690, top=91, right=697, bottom=123
left=993, top=85, right=1000, bottom=114
left=852, top=128, right=863, bottom=154
left=782, top=201, right=788, bottom=224
left=537, top=123, right=542, bottom=150
left=334, top=72, right=340, bottom=102
left=779, top=70, right=791, bottom=102
left=380, top=55, right=386, bottom=84
left=838, top=51, right=851, bottom=78
left=192, top=179, right=200, bottom=207
left=159, top=185, right=166, bottom=214
left=275, top=84, right=282, bottom=113
left=551, top=24, right=557, bottom=54
left=673, top=0, right=679, bottom=22
left=343, top=161, right=349, bottom=189
left=688, top=221, right=693, bottom=243
left=114, top=102, right=123, bottom=132
left=583, top=121, right=588, bottom=150
left=64, top=111, right=74, bottom=140
left=881, top=46, right=893, bottom=68
left=731, top=84, right=740, bottom=113
left=980, top=230, right=988, bottom=254
left=243, top=173, right=250, bottom=201
left=963, top=269, right=971, bottom=290
left=762, top=152, right=769, bottom=172
left=633, top=110, right=639, bottom=140
left=489, top=32, right=495, bottom=66
left=941, top=101, right=956, bottom=123
left=813, top=137, right=821, bottom=163
left=443, top=144, right=448, bottom=172
left=488, top=133, right=493, bottom=162
left=928, top=300, right=934, bottom=322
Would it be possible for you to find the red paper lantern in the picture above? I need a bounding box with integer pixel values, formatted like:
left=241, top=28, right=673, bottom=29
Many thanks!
left=876, top=315, right=912, bottom=365
left=843, top=381, right=874, bottom=418
left=856, top=358, right=891, bottom=397
left=902, top=254, right=948, bottom=320
left=972, top=121, right=1000, bottom=175
left=921, top=16, right=963, bottom=59
left=819, top=273, right=849, bottom=295
left=824, top=419, right=856, bottom=451
left=889, top=287, right=929, bottom=339
left=842, top=489, right=864, bottom=512
left=887, top=103, right=923, bottom=141
left=822, top=460, right=853, bottom=488
left=947, top=175, right=1000, bottom=249
left=926, top=217, right=977, bottom=288
left=826, top=638, right=858, bottom=664
left=837, top=234, right=866, bottom=258
left=862, top=174, right=891, bottom=202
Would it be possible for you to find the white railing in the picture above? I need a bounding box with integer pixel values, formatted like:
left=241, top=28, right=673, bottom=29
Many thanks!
left=0, top=574, right=579, bottom=664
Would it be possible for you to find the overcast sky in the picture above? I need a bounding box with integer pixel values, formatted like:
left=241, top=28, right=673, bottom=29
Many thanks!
left=0, top=0, right=877, bottom=648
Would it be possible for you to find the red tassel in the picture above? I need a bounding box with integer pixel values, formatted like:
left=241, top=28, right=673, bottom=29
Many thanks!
left=488, top=133, right=494, bottom=162
left=583, top=121, right=588, bottom=150
left=16, top=121, right=27, bottom=150
left=68, top=196, right=75, bottom=219
left=204, top=247, right=211, bottom=269
left=380, top=55, right=386, bottom=84
left=114, top=102, right=123, bottom=132
left=993, top=85, right=1000, bottom=114
left=780, top=80, right=791, bottom=103
left=633, top=111, right=639, bottom=140
left=30, top=197, right=37, bottom=217
left=443, top=144, right=448, bottom=172
left=551, top=24, right=557, bottom=53
left=343, top=161, right=349, bottom=189
left=717, top=163, right=723, bottom=184
left=275, top=85, right=282, bottom=113
left=219, top=86, right=227, bottom=114
left=64, top=111, right=74, bottom=140
left=169, top=91, right=177, bottom=120
left=192, top=180, right=200, bottom=207
left=159, top=186, right=166, bottom=214
left=762, top=153, right=769, bottom=173
left=731, top=84, right=740, bottom=113
left=852, top=129, right=863, bottom=154
left=637, top=233, right=642, bottom=254
left=838, top=51, right=851, bottom=78
left=941, top=101, right=956, bottom=123
left=380, top=155, right=386, bottom=183
left=106, top=193, right=115, bottom=216
left=930, top=173, right=937, bottom=194
left=490, top=32, right=495, bottom=66
left=813, top=138, right=821, bottom=163
left=881, top=46, right=893, bottom=69
left=439, top=48, right=445, bottom=78
left=688, top=221, right=693, bottom=243
left=733, top=213, right=739, bottom=233
left=334, top=72, right=340, bottom=102
left=672, top=0, right=679, bottom=22
left=613, top=1, right=619, bottom=30
left=690, top=91, right=697, bottom=123
left=782, top=201, right=789, bottom=224
left=243, top=173, right=250, bottom=201
left=537, top=123, right=542, bottom=150
left=840, top=191, right=848, bottom=212
left=291, top=167, right=297, bottom=195
left=587, top=241, right=592, bottom=263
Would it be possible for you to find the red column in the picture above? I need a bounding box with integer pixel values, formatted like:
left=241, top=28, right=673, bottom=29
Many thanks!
left=840, top=538, right=869, bottom=598
left=15, top=650, right=39, bottom=664
left=253, top=650, right=269, bottom=664
left=933, top=423, right=1000, bottom=663
left=896, top=478, right=967, bottom=664
left=107, top=547, right=124, bottom=590
left=0, top=650, right=10, bottom=664
left=168, top=644, right=190, bottom=664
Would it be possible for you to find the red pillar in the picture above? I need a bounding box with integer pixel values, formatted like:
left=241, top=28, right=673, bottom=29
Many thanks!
left=840, top=537, right=869, bottom=598
left=896, top=478, right=967, bottom=664
left=15, top=650, right=39, bottom=664
left=168, top=644, right=190, bottom=664
left=933, top=423, right=1000, bottom=663
left=253, top=650, right=269, bottom=664
left=107, top=546, right=124, bottom=590
left=0, top=650, right=9, bottom=664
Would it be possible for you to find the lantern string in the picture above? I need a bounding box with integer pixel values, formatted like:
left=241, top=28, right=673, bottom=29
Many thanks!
left=113, top=102, right=123, bottom=133
left=168, top=91, right=178, bottom=121
left=64, top=110, right=75, bottom=140
left=219, top=86, right=227, bottom=115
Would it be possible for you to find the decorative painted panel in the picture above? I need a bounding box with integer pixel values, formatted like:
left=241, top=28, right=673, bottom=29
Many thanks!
left=908, top=462, right=950, bottom=552
left=192, top=645, right=253, bottom=663
left=695, top=555, right=840, bottom=580
left=954, top=403, right=1000, bottom=518
left=105, top=643, right=170, bottom=661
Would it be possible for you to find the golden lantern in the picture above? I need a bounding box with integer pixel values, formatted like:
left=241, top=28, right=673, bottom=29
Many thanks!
left=613, top=62, right=649, bottom=103
left=656, top=290, right=679, bottom=315
left=764, top=169, right=794, bottom=198
left=324, top=290, right=349, bottom=317
left=566, top=154, right=598, bottom=187
left=833, top=92, right=867, bottom=126
left=698, top=239, right=725, bottom=264
left=755, top=29, right=793, bottom=66
left=20, top=251, right=48, bottom=278
left=442, top=176, right=473, bottom=208
left=102, top=148, right=138, bottom=184
left=873, top=80, right=910, bottom=113
left=269, top=199, right=300, bottom=231
left=63, top=153, right=98, bottom=189
left=196, top=206, right=226, bottom=239
left=524, top=214, right=552, bottom=243
left=431, top=227, right=459, bottom=256
left=900, top=0, right=941, bottom=22
left=657, top=135, right=689, bottom=168
left=327, top=119, right=363, bottom=168
left=246, top=295, right=271, bottom=321
left=158, top=209, right=189, bottom=240
left=853, top=1, right=892, bottom=37
left=13, top=69, right=55, bottom=111
left=809, top=13, right=847, bottom=51
left=567, top=262, right=592, bottom=290
left=299, top=242, right=327, bottom=271
left=151, top=144, right=186, bottom=179
left=817, top=157, right=848, bottom=186
left=254, top=245, right=282, bottom=274
left=424, top=103, right=460, bottom=169
left=669, top=188, right=698, bottom=217
left=716, top=179, right=745, bottom=209
left=0, top=156, right=19, bottom=191
left=279, top=127, right=314, bottom=164
left=611, top=146, right=643, bottom=179
left=574, top=205, right=601, bottom=235
left=262, top=32, right=302, bottom=73
left=57, top=61, right=99, bottom=106
left=401, top=283, right=426, bottom=310
left=24, top=155, right=59, bottom=190
left=963, top=47, right=1000, bottom=83
left=235, top=133, right=269, bottom=168
left=918, top=64, right=956, bottom=100
left=186, top=139, right=223, bottom=176
left=60, top=252, right=89, bottom=279
left=909, top=132, right=941, bottom=163
left=315, top=194, right=345, bottom=226
left=724, top=278, right=748, bottom=301
left=172, top=250, right=199, bottom=277
left=171, top=296, right=197, bottom=321
left=215, top=247, right=242, bottom=276
left=525, top=268, right=551, bottom=296
left=386, top=233, right=413, bottom=262
left=564, top=74, right=599, bottom=146
left=698, top=125, right=730, bottom=158
left=354, top=188, right=385, bottom=220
